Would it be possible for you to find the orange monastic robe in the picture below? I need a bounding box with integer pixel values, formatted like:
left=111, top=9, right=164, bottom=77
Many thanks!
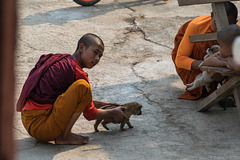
left=172, top=15, right=218, bottom=100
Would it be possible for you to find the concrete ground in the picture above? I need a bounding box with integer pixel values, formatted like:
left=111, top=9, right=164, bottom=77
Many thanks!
left=15, top=0, right=240, bottom=159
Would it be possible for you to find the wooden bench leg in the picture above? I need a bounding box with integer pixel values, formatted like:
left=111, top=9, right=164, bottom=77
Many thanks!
left=233, top=85, right=240, bottom=118
left=197, top=77, right=240, bottom=112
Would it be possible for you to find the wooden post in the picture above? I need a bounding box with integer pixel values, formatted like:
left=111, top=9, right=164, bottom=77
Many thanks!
left=212, top=2, right=229, bottom=31
left=177, top=0, right=239, bottom=6
left=0, top=0, right=17, bottom=160
left=197, top=76, right=240, bottom=111
left=189, top=33, right=217, bottom=43
left=233, top=86, right=240, bottom=119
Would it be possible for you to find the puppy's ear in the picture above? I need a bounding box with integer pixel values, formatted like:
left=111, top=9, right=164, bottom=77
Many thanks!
left=206, top=48, right=210, bottom=54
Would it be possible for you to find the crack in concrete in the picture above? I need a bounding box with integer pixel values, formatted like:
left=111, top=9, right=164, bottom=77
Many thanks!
left=127, top=39, right=199, bottom=143
left=13, top=126, right=28, bottom=135
left=129, top=73, right=201, bottom=142
left=132, top=83, right=202, bottom=142
left=13, top=127, right=40, bottom=151
left=123, top=10, right=173, bottom=50
left=18, top=37, right=48, bottom=52
left=17, top=141, right=39, bottom=152
left=106, top=6, right=198, bottom=141
left=139, top=29, right=173, bottom=50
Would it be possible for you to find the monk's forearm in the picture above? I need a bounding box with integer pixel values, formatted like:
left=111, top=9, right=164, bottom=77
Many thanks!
left=175, top=55, right=195, bottom=70
left=93, top=100, right=104, bottom=108
left=191, top=60, right=203, bottom=70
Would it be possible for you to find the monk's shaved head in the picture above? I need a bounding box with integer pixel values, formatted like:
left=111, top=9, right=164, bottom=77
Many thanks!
left=76, top=33, right=104, bottom=51
left=217, top=24, right=240, bottom=46
left=224, top=2, right=238, bottom=24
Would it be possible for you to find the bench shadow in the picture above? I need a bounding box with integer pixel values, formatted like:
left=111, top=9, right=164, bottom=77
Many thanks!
left=22, top=0, right=167, bottom=26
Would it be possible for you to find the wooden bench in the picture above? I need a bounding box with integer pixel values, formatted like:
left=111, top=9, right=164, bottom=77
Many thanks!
left=177, top=0, right=239, bottom=42
left=197, top=66, right=240, bottom=115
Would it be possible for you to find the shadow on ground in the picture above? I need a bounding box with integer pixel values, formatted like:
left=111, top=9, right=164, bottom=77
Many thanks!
left=22, top=0, right=167, bottom=26
left=15, top=74, right=240, bottom=159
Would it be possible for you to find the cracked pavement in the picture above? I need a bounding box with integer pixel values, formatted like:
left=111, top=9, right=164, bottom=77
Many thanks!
left=15, top=0, right=240, bottom=159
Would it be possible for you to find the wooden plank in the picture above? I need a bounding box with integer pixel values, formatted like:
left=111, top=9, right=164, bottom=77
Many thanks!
left=212, top=3, right=229, bottom=31
left=233, top=85, right=240, bottom=119
left=189, top=32, right=217, bottom=43
left=0, top=0, right=16, bottom=159
left=200, top=66, right=239, bottom=76
left=177, top=0, right=239, bottom=6
left=197, top=76, right=240, bottom=111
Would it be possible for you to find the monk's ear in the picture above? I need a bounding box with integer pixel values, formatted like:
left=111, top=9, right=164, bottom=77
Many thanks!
left=78, top=43, right=85, bottom=53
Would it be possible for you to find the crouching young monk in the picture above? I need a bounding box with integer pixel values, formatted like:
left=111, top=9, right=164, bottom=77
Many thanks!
left=17, top=33, right=128, bottom=145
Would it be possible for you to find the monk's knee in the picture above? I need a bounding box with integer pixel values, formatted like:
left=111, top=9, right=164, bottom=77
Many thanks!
left=73, top=79, right=92, bottom=99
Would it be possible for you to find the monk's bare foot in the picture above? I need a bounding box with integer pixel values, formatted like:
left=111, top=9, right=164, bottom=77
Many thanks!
left=55, top=133, right=90, bottom=145
left=71, top=133, right=90, bottom=142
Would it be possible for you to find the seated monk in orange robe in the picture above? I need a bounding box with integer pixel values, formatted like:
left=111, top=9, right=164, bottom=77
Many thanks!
left=17, top=33, right=128, bottom=145
left=171, top=2, right=238, bottom=100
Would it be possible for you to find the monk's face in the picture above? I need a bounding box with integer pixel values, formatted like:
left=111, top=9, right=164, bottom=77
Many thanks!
left=211, top=12, right=236, bottom=32
left=218, top=40, right=232, bottom=57
left=80, top=41, right=104, bottom=68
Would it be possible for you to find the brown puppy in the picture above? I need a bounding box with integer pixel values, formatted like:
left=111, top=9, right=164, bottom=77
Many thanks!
left=94, top=101, right=142, bottom=132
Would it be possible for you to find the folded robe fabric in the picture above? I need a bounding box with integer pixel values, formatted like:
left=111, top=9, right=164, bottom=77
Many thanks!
left=16, top=53, right=76, bottom=112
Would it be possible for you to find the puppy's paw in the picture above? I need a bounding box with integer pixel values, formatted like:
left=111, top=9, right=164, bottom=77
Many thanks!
left=186, top=83, right=196, bottom=91
left=186, top=83, right=193, bottom=87
left=205, top=85, right=211, bottom=93
left=121, top=128, right=126, bottom=131
left=187, top=86, right=196, bottom=91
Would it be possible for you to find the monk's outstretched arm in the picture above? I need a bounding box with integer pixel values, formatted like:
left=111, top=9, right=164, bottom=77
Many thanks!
left=93, top=100, right=120, bottom=108
left=191, top=60, right=203, bottom=70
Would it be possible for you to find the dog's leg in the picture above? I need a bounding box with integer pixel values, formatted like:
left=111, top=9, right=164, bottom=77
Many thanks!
left=186, top=81, right=197, bottom=91
left=101, top=121, right=110, bottom=130
left=94, top=120, right=102, bottom=132
left=120, top=122, right=126, bottom=131
left=202, top=71, right=214, bottom=93
left=186, top=73, right=204, bottom=91
left=205, top=85, right=211, bottom=93
left=126, top=121, right=133, bottom=129
left=186, top=82, right=194, bottom=88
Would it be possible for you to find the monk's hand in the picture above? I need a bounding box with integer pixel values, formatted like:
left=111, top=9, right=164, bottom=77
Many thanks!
left=215, top=52, right=226, bottom=61
left=109, top=106, right=129, bottom=123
